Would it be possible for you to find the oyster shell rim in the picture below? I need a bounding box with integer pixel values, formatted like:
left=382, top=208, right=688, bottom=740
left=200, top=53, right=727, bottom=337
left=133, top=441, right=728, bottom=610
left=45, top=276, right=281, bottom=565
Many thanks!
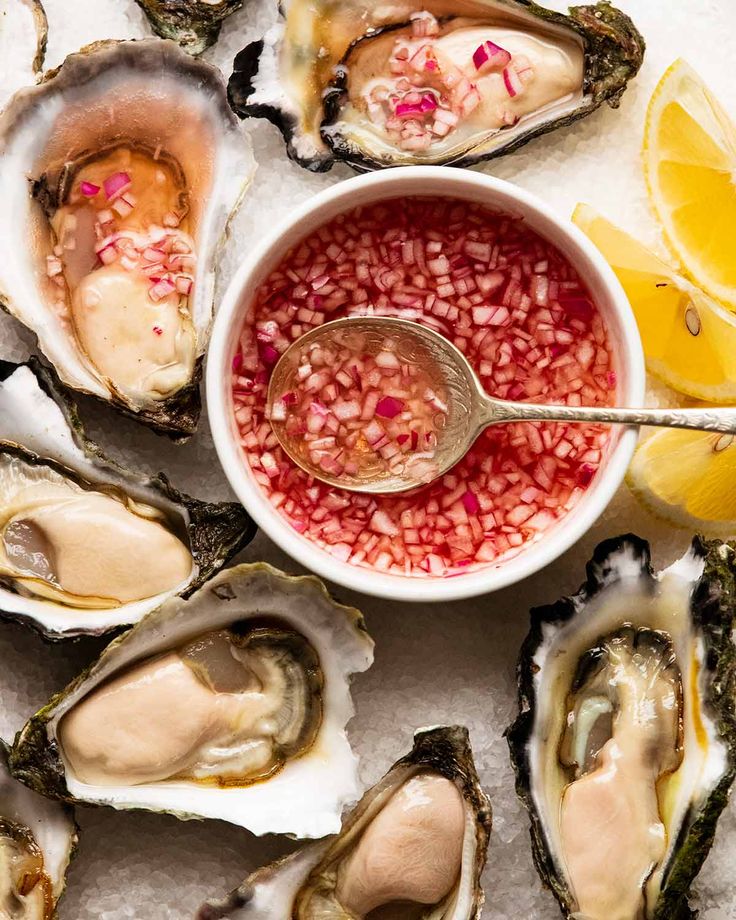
left=0, top=358, right=257, bottom=641
left=506, top=533, right=736, bottom=920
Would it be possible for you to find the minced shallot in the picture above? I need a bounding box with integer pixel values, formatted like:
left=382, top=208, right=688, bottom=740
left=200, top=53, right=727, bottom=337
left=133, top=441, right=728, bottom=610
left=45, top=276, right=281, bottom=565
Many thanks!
left=269, top=331, right=449, bottom=485
left=232, top=197, right=615, bottom=578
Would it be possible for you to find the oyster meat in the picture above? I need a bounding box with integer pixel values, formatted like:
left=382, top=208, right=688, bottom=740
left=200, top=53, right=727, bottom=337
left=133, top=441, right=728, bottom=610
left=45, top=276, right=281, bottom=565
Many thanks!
left=0, top=360, right=255, bottom=638
left=10, top=564, right=374, bottom=836
left=507, top=535, right=736, bottom=920
left=198, top=725, right=492, bottom=919
left=0, top=740, right=76, bottom=920
left=0, top=0, right=46, bottom=110
left=229, top=0, right=645, bottom=171
left=0, top=39, right=254, bottom=436
left=135, top=0, right=244, bottom=55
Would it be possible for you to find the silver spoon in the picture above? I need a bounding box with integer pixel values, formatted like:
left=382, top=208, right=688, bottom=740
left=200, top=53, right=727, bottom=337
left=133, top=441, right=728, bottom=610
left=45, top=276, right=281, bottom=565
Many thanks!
left=266, top=316, right=736, bottom=494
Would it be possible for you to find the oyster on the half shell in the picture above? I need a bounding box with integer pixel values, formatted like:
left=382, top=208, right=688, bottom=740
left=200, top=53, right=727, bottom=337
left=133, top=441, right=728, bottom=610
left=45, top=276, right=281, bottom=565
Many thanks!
left=0, top=740, right=76, bottom=920
left=0, top=38, right=254, bottom=436
left=229, top=0, right=644, bottom=171
left=135, top=0, right=244, bottom=55
left=507, top=535, right=736, bottom=920
left=10, top=564, right=374, bottom=837
left=0, top=360, right=255, bottom=638
left=0, top=0, right=47, bottom=110
left=198, top=725, right=492, bottom=919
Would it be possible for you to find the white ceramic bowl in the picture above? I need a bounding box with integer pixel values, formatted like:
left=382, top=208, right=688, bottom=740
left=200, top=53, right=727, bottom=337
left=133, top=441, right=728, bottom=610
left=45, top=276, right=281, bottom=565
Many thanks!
left=207, top=167, right=645, bottom=602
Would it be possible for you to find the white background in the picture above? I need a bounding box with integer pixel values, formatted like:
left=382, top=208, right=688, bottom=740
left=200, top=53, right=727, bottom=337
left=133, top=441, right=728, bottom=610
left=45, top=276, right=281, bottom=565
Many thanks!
left=1, top=0, right=735, bottom=917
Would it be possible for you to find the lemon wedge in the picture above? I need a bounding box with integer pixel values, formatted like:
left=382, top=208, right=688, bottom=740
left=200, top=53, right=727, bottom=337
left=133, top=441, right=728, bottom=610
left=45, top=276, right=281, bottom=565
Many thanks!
left=644, top=58, right=736, bottom=306
left=573, top=203, right=736, bottom=401
left=627, top=428, right=736, bottom=534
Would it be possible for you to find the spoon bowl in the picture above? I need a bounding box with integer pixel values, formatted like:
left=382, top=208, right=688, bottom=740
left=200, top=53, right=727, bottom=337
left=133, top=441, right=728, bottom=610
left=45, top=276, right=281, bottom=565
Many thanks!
left=267, top=316, right=480, bottom=493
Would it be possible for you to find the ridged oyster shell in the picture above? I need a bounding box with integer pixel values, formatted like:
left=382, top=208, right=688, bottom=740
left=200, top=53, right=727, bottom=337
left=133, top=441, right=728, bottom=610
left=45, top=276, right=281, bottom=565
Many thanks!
left=0, top=360, right=256, bottom=638
left=507, top=534, right=736, bottom=920
left=228, top=0, right=644, bottom=171
left=198, top=725, right=492, bottom=919
left=0, top=39, right=254, bottom=436
left=10, top=564, right=374, bottom=837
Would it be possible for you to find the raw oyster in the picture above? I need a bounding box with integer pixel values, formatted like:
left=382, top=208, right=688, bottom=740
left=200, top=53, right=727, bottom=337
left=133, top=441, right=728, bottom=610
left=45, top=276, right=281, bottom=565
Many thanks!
left=229, top=0, right=645, bottom=171
left=198, top=725, right=491, bottom=919
left=0, top=360, right=256, bottom=638
left=10, top=564, right=374, bottom=836
left=0, top=740, right=76, bottom=920
left=0, top=39, right=254, bottom=436
left=507, top=535, right=736, bottom=920
left=0, top=0, right=46, bottom=110
left=135, top=0, right=244, bottom=55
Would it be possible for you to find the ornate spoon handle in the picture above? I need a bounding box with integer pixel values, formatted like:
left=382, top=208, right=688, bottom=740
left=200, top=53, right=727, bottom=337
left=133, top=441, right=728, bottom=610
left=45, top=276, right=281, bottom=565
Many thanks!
left=483, top=401, right=736, bottom=435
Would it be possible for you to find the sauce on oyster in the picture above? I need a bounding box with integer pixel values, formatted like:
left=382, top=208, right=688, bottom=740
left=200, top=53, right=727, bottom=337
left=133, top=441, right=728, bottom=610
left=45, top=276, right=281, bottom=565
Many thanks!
left=334, top=11, right=583, bottom=155
left=44, top=144, right=197, bottom=404
left=558, top=627, right=684, bottom=920
left=58, top=623, right=323, bottom=787
left=0, top=453, right=193, bottom=609
left=0, top=819, right=53, bottom=920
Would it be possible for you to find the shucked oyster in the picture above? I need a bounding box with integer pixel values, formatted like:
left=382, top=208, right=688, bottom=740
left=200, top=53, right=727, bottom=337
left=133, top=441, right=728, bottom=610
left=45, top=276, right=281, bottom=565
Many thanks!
left=229, top=0, right=645, bottom=171
left=0, top=0, right=47, bottom=111
left=0, top=39, right=254, bottom=436
left=10, top=564, right=374, bottom=836
left=0, top=740, right=76, bottom=920
left=135, top=0, right=244, bottom=55
left=507, top=535, right=736, bottom=920
left=0, top=360, right=255, bottom=638
left=198, top=725, right=491, bottom=919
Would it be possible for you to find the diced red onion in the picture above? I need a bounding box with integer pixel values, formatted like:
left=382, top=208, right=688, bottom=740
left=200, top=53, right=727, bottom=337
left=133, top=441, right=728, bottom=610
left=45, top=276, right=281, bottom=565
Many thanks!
left=80, top=181, right=100, bottom=198
left=503, top=65, right=524, bottom=98
left=103, top=171, right=131, bottom=201
left=472, top=41, right=511, bottom=72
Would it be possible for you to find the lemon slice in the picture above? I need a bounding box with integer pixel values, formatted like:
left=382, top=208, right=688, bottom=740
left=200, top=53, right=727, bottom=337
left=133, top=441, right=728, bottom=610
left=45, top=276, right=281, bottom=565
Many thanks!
left=644, top=58, right=736, bottom=306
left=627, top=428, right=736, bottom=534
left=573, top=203, right=736, bottom=401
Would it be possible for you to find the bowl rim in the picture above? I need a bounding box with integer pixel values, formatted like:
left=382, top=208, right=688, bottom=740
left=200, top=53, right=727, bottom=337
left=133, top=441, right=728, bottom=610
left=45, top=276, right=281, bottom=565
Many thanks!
left=207, top=166, right=645, bottom=602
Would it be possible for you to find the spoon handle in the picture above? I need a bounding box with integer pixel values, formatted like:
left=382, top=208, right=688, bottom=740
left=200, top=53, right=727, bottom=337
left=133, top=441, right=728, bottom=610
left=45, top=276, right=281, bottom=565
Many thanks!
left=490, top=402, right=736, bottom=435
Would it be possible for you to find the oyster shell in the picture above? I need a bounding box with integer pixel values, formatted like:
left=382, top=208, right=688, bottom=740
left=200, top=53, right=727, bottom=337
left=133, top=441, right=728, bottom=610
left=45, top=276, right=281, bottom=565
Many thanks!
left=0, top=740, right=76, bottom=920
left=229, top=0, right=644, bottom=171
left=135, top=0, right=244, bottom=55
left=0, top=0, right=47, bottom=111
left=0, top=360, right=256, bottom=638
left=10, top=564, right=374, bottom=836
left=507, top=535, right=736, bottom=920
left=198, top=725, right=491, bottom=919
left=0, top=39, right=254, bottom=436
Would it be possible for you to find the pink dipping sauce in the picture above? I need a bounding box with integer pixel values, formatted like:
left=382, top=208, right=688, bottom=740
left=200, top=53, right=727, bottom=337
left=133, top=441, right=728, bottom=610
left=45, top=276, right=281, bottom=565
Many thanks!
left=232, top=197, right=616, bottom=577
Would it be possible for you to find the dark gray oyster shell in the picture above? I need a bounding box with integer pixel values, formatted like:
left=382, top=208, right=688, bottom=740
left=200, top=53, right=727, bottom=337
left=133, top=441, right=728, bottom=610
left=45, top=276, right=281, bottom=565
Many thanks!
left=229, top=0, right=644, bottom=171
left=135, top=0, right=244, bottom=55
left=507, top=534, right=736, bottom=920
